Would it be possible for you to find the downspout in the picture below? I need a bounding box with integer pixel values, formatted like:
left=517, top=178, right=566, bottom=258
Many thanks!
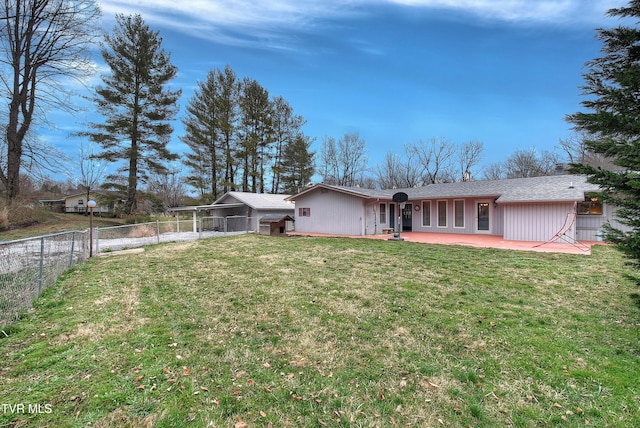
left=373, top=198, right=379, bottom=235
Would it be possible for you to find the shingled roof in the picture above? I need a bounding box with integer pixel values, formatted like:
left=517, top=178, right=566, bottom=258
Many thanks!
left=289, top=175, right=598, bottom=204
left=215, top=191, right=293, bottom=210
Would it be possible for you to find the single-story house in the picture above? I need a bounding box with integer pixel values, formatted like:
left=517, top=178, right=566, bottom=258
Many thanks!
left=167, top=192, right=295, bottom=233
left=287, top=175, right=624, bottom=243
left=40, top=191, right=118, bottom=216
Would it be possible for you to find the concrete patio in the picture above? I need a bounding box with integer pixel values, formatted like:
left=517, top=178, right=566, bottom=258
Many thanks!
left=289, top=231, right=601, bottom=255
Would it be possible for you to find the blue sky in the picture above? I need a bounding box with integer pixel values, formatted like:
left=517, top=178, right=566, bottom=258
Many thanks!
left=51, top=0, right=621, bottom=182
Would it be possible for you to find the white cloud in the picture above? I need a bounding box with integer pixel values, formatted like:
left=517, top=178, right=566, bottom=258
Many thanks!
left=96, top=0, right=616, bottom=48
left=387, top=0, right=617, bottom=25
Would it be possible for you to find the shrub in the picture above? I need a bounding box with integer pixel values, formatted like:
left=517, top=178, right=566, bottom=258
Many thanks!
left=0, top=200, right=49, bottom=230
left=124, top=214, right=152, bottom=224
left=0, top=205, right=8, bottom=231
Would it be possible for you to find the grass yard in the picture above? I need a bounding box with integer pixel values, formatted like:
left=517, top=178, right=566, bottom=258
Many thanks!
left=0, top=234, right=639, bottom=427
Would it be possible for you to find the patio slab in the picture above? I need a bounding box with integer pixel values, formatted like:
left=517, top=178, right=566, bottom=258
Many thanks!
left=289, top=231, right=600, bottom=255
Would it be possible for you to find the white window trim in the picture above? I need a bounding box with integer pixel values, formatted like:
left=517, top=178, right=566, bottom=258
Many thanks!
left=454, top=199, right=465, bottom=229
left=437, top=200, right=447, bottom=228
left=379, top=203, right=387, bottom=225
left=422, top=200, right=431, bottom=227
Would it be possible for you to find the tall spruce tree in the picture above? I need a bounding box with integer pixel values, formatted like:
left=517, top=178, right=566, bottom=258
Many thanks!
left=88, top=14, right=180, bottom=214
left=567, top=1, right=640, bottom=266
left=280, top=134, right=315, bottom=194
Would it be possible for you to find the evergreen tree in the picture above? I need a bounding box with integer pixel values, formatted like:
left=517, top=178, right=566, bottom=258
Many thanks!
left=270, top=96, right=306, bottom=193
left=87, top=14, right=181, bottom=214
left=281, top=134, right=315, bottom=194
left=567, top=1, right=640, bottom=266
left=181, top=70, right=222, bottom=201
left=216, top=66, right=240, bottom=193
left=238, top=78, right=272, bottom=192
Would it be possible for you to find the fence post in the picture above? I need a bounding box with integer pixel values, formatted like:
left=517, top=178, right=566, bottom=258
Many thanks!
left=224, top=217, right=228, bottom=236
left=69, top=231, right=76, bottom=268
left=156, top=220, right=160, bottom=244
left=199, top=218, right=202, bottom=239
left=38, top=237, right=45, bottom=294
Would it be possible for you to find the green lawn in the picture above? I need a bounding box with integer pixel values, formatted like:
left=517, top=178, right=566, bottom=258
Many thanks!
left=1, top=234, right=638, bottom=427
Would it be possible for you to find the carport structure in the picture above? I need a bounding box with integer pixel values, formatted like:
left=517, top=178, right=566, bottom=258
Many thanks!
left=168, top=192, right=294, bottom=233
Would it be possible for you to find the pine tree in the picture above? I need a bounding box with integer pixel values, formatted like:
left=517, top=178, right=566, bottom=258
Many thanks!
left=280, top=134, right=315, bottom=194
left=181, top=70, right=222, bottom=201
left=87, top=14, right=181, bottom=214
left=238, top=78, right=272, bottom=192
left=567, top=1, right=640, bottom=266
left=271, top=96, right=306, bottom=193
left=216, top=66, right=240, bottom=193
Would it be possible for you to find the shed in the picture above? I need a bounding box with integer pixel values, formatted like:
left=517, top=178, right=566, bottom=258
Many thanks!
left=259, top=214, right=294, bottom=236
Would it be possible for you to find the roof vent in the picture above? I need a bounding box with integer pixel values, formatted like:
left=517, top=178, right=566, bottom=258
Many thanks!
left=569, top=182, right=574, bottom=189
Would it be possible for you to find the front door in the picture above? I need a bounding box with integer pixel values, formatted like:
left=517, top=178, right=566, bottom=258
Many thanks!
left=477, top=201, right=490, bottom=232
left=403, top=203, right=413, bottom=231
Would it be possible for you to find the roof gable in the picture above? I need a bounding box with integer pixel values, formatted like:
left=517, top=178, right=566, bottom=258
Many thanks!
left=287, top=183, right=392, bottom=201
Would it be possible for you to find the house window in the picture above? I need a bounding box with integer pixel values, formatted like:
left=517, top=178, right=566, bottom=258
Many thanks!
left=437, top=200, right=447, bottom=227
left=78, top=199, right=84, bottom=205
left=578, top=197, right=603, bottom=215
left=454, top=200, right=464, bottom=228
left=298, top=207, right=311, bottom=217
left=422, top=201, right=431, bottom=227
left=379, top=203, right=386, bottom=224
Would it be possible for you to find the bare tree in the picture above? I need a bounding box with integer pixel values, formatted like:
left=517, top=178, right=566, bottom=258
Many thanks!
left=375, top=150, right=423, bottom=189
left=375, top=152, right=404, bottom=189
left=74, top=140, right=107, bottom=203
left=504, top=147, right=560, bottom=178
left=147, top=163, right=186, bottom=209
left=317, top=133, right=368, bottom=186
left=0, top=0, right=101, bottom=201
left=318, top=135, right=339, bottom=184
left=338, top=132, right=367, bottom=186
left=482, top=161, right=506, bottom=181
left=558, top=132, right=617, bottom=170
left=457, top=140, right=484, bottom=181
left=408, top=137, right=456, bottom=184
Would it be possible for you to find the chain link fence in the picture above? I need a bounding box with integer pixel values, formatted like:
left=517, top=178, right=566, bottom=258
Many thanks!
left=96, top=217, right=257, bottom=252
left=0, top=216, right=258, bottom=328
left=0, top=231, right=89, bottom=328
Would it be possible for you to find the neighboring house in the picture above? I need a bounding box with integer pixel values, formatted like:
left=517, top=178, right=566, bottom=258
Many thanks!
left=40, top=192, right=118, bottom=216
left=168, top=192, right=295, bottom=233
left=287, top=175, right=624, bottom=242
